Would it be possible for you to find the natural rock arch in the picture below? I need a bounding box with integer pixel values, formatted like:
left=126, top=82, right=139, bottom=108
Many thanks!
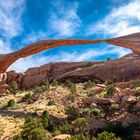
left=0, top=32, right=140, bottom=73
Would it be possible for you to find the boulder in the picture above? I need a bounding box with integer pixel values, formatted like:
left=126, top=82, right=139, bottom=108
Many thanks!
left=118, top=112, right=140, bottom=127
left=122, top=95, right=137, bottom=104
left=87, top=118, right=107, bottom=129
left=51, top=134, right=71, bottom=140
left=89, top=86, right=104, bottom=95
left=85, top=95, right=115, bottom=105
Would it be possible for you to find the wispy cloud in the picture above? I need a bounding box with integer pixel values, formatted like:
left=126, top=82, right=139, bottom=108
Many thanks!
left=87, top=0, right=140, bottom=37
left=0, top=0, right=25, bottom=54
left=48, top=1, right=81, bottom=37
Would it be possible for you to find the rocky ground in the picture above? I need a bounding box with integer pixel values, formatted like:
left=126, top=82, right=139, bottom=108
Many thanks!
left=0, top=79, right=140, bottom=140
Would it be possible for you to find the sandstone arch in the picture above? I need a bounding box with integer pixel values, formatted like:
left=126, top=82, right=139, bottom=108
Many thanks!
left=0, top=32, right=140, bottom=73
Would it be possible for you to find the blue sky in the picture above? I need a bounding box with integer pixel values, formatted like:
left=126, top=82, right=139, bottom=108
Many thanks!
left=0, top=0, right=140, bottom=72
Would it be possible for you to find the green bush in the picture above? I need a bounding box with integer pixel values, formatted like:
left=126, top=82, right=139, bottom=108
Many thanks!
left=111, top=104, right=119, bottom=110
left=47, top=100, right=55, bottom=106
left=70, top=84, right=77, bottom=94
left=13, top=134, right=23, bottom=140
left=66, top=80, right=73, bottom=88
left=13, top=111, right=52, bottom=140
left=68, top=134, right=90, bottom=140
left=58, top=123, right=72, bottom=134
left=106, top=122, right=140, bottom=140
left=72, top=118, right=89, bottom=134
left=41, top=80, right=50, bottom=89
left=100, top=91, right=107, bottom=97
left=52, top=128, right=61, bottom=136
left=97, top=131, right=121, bottom=140
left=82, top=108, right=93, bottom=117
left=65, top=80, right=77, bottom=93
left=14, top=118, right=49, bottom=140
left=84, top=80, right=95, bottom=89
left=7, top=99, right=15, bottom=107
left=9, top=81, right=19, bottom=93
left=106, top=79, right=113, bottom=85
left=66, top=106, right=80, bottom=121
left=92, top=108, right=101, bottom=116
left=106, top=85, right=116, bottom=96
left=51, top=80, right=58, bottom=87
left=40, top=111, right=51, bottom=129
left=22, top=93, right=32, bottom=103
left=27, top=128, right=47, bottom=140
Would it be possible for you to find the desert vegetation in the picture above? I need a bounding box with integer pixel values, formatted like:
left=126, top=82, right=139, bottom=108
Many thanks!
left=0, top=79, right=140, bottom=140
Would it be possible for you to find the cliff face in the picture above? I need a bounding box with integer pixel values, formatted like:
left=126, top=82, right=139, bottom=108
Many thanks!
left=6, top=53, right=140, bottom=89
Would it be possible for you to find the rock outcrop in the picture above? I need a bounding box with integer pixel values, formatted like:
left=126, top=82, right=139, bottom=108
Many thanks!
left=5, top=53, right=140, bottom=89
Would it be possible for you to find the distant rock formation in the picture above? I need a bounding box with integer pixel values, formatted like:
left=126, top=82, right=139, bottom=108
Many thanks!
left=6, top=53, right=140, bottom=89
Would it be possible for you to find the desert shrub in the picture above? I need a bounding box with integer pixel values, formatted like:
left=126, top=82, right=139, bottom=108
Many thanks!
left=22, top=93, right=32, bottom=103
left=68, top=134, right=90, bottom=140
left=51, top=80, right=58, bottom=86
left=32, top=86, right=44, bottom=93
left=106, top=122, right=140, bottom=140
left=82, top=108, right=93, bottom=117
left=65, top=80, right=77, bottom=93
left=100, top=91, right=107, bottom=97
left=93, top=79, right=100, bottom=84
left=71, top=77, right=89, bottom=83
left=66, top=80, right=73, bottom=88
left=106, top=79, right=113, bottom=85
left=111, top=104, right=119, bottom=110
left=41, top=80, right=50, bottom=88
left=9, top=81, right=19, bottom=93
left=133, top=79, right=140, bottom=88
left=13, top=134, right=23, bottom=140
left=92, top=108, right=101, bottom=116
left=84, top=80, right=95, bottom=89
left=31, top=92, right=40, bottom=102
left=127, top=104, right=134, bottom=113
left=13, top=112, right=52, bottom=140
left=40, top=111, right=52, bottom=130
left=52, top=127, right=61, bottom=136
left=106, top=85, right=116, bottom=96
left=26, top=128, right=47, bottom=140
left=20, top=117, right=47, bottom=140
left=58, top=123, right=72, bottom=134
left=72, top=118, right=89, bottom=134
left=87, top=62, right=93, bottom=66
left=70, top=84, right=77, bottom=94
left=47, top=100, right=55, bottom=106
left=7, top=99, right=15, bottom=107
left=134, top=86, right=140, bottom=91
left=66, top=106, right=80, bottom=121
left=97, top=131, right=121, bottom=140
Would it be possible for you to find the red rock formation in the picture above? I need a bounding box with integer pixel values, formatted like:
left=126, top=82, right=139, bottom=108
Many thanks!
left=0, top=32, right=140, bottom=73
left=0, top=40, right=101, bottom=73
left=5, top=53, right=140, bottom=89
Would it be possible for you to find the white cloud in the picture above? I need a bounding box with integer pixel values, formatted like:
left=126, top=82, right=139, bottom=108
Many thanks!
left=87, top=0, right=140, bottom=37
left=0, top=0, right=25, bottom=38
left=48, top=2, right=81, bottom=37
left=0, top=0, right=25, bottom=56
left=0, top=39, right=12, bottom=54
